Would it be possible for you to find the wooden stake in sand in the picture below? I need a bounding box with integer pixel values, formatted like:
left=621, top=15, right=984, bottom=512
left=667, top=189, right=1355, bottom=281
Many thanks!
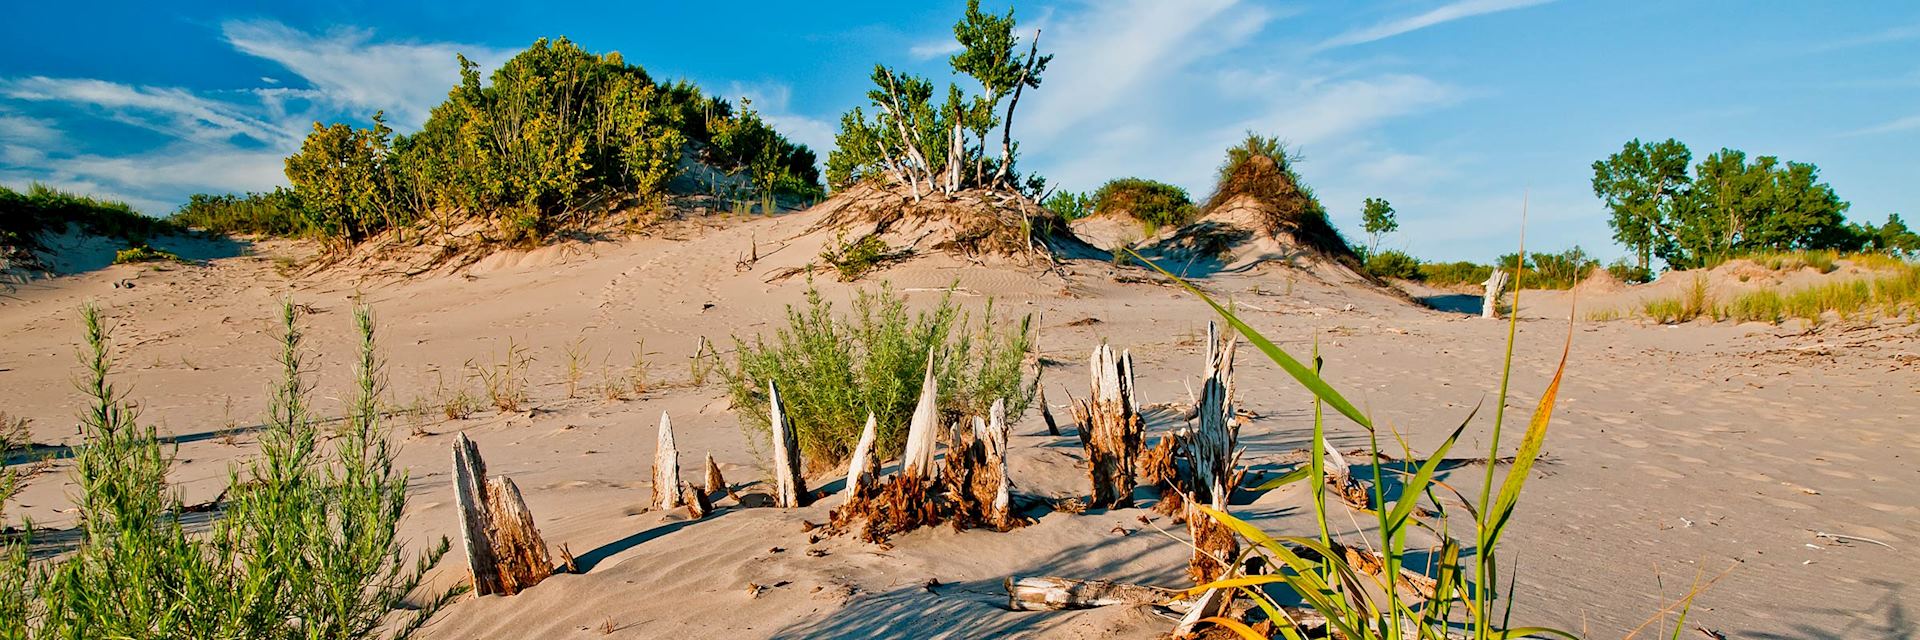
left=1077, top=343, right=1142, bottom=508
left=680, top=481, right=712, bottom=520
left=1184, top=324, right=1240, bottom=585
left=767, top=380, right=811, bottom=508
left=452, top=434, right=554, bottom=596
left=652, top=411, right=682, bottom=511
left=1482, top=269, right=1509, bottom=319
left=1038, top=386, right=1060, bottom=436
left=843, top=413, right=880, bottom=503
left=704, top=452, right=736, bottom=502
left=901, top=349, right=941, bottom=479
left=978, top=399, right=1014, bottom=529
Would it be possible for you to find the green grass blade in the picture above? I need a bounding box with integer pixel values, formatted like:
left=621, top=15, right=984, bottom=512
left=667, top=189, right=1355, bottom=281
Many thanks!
left=1486, top=320, right=1572, bottom=543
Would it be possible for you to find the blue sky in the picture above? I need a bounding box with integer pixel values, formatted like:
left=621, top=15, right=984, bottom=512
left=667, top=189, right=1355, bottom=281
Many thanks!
left=2, top=1, right=1915, bottom=261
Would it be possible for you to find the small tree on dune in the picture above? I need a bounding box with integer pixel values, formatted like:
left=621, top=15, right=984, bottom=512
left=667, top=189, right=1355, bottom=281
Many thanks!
left=1361, top=197, right=1397, bottom=256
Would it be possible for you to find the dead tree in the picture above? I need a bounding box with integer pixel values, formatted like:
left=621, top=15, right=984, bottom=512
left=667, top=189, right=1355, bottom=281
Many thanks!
left=900, top=349, right=941, bottom=479
left=652, top=411, right=681, bottom=511
left=704, top=452, right=737, bottom=502
left=947, top=399, right=1018, bottom=531
left=767, top=380, right=810, bottom=508
left=452, top=434, right=554, bottom=596
left=842, top=413, right=880, bottom=503
left=1075, top=344, right=1141, bottom=508
left=1184, top=324, right=1240, bottom=585
left=1482, top=269, right=1508, bottom=319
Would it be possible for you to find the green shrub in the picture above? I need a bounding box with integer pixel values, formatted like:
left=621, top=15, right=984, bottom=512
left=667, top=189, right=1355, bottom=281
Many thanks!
left=0, top=303, right=456, bottom=638
left=111, top=244, right=184, bottom=265
left=1091, top=178, right=1195, bottom=232
left=725, top=282, right=1034, bottom=468
left=1606, top=259, right=1653, bottom=283
left=820, top=231, right=893, bottom=281
left=1044, top=190, right=1093, bottom=221
left=1, top=183, right=179, bottom=250
left=1364, top=249, right=1421, bottom=279
left=170, top=188, right=309, bottom=237
left=1418, top=261, right=1494, bottom=287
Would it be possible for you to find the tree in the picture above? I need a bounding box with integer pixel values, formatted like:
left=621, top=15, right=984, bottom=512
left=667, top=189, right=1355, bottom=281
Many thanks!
left=1665, top=149, right=1851, bottom=268
left=1361, top=197, right=1397, bottom=255
left=285, top=115, right=395, bottom=245
left=827, top=1, right=1050, bottom=197
left=1591, top=138, right=1691, bottom=271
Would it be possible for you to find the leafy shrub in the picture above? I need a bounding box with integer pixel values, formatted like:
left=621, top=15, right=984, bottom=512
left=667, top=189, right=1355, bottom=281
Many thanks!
left=1091, top=178, right=1195, bottom=232
left=0, top=302, right=454, bottom=637
left=1, top=183, right=179, bottom=250
left=726, top=283, right=1034, bottom=468
left=1364, top=249, right=1421, bottom=279
left=1607, top=259, right=1654, bottom=283
left=171, top=187, right=309, bottom=237
left=1044, top=190, right=1093, bottom=221
left=1418, top=261, right=1494, bottom=287
left=111, top=244, right=184, bottom=265
left=820, top=231, right=893, bottom=281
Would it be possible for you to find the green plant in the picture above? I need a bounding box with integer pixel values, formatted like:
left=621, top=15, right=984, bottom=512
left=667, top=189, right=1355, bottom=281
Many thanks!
left=111, top=243, right=185, bottom=265
left=1361, top=197, right=1398, bottom=255
left=1133, top=248, right=1574, bottom=640
left=1044, top=190, right=1094, bottom=221
left=1642, top=276, right=1713, bottom=324
left=1364, top=249, right=1421, bottom=280
left=469, top=338, right=532, bottom=412
left=0, top=302, right=456, bottom=638
left=821, top=231, right=893, bottom=281
left=1091, top=178, right=1195, bottom=231
left=563, top=337, right=590, bottom=399
left=725, top=282, right=1034, bottom=468
left=629, top=340, right=650, bottom=395
left=169, top=187, right=310, bottom=237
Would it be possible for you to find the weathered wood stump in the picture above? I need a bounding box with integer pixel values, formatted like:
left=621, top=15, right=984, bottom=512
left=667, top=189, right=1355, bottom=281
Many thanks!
left=900, top=349, right=941, bottom=479
left=842, top=413, right=880, bottom=503
left=1005, top=576, right=1178, bottom=611
left=1185, top=324, right=1240, bottom=584
left=651, top=411, right=681, bottom=511
left=1075, top=344, right=1141, bottom=508
left=453, top=434, right=554, bottom=596
left=1482, top=269, right=1509, bottom=319
left=767, top=380, right=810, bottom=508
left=680, top=481, right=712, bottom=519
left=704, top=452, right=736, bottom=502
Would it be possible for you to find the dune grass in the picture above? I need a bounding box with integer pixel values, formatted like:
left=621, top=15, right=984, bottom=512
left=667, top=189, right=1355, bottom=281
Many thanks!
left=0, top=302, right=457, bottom=638
left=725, top=281, right=1034, bottom=469
left=1135, top=247, right=1579, bottom=639
left=1635, top=263, right=1920, bottom=326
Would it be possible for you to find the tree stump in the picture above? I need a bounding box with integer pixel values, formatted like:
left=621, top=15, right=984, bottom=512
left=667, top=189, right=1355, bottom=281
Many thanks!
left=843, top=413, right=880, bottom=503
left=681, top=481, right=712, bottom=519
left=767, top=380, right=810, bottom=508
left=1482, top=269, right=1509, bottom=319
left=900, top=349, right=941, bottom=479
left=704, top=452, right=736, bottom=502
left=1184, top=324, right=1239, bottom=584
left=652, top=411, right=681, bottom=511
left=1076, top=344, right=1142, bottom=508
left=453, top=434, right=554, bottom=596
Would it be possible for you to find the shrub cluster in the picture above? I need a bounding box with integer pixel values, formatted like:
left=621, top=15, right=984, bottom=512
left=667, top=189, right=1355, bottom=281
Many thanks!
left=1, top=183, right=180, bottom=251
left=1091, top=178, right=1194, bottom=232
left=169, top=188, right=309, bottom=237
left=725, top=283, right=1034, bottom=468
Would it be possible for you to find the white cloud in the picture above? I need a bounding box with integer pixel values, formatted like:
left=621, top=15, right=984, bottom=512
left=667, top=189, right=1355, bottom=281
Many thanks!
left=0, top=112, right=60, bottom=146
left=1841, top=113, right=1920, bottom=137
left=1236, top=74, right=1458, bottom=147
left=908, top=40, right=962, bottom=60
left=221, top=19, right=510, bottom=130
left=0, top=76, right=298, bottom=146
left=1317, top=0, right=1554, bottom=50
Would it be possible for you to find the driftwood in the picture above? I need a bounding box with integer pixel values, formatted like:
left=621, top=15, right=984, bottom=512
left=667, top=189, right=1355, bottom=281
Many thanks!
left=767, top=380, right=810, bottom=508
left=681, top=481, right=712, bottom=519
left=843, top=413, right=880, bottom=503
left=452, top=434, right=554, bottom=596
left=900, top=349, right=941, bottom=479
left=704, top=453, right=737, bottom=502
left=1076, top=344, right=1142, bottom=508
left=1185, top=324, right=1240, bottom=584
left=1322, top=436, right=1373, bottom=510
left=945, top=399, right=1022, bottom=531
left=1173, top=584, right=1231, bottom=636
left=1482, top=269, right=1508, bottom=319
left=1005, top=576, right=1178, bottom=611
left=1038, top=386, right=1060, bottom=436
left=652, top=411, right=682, bottom=511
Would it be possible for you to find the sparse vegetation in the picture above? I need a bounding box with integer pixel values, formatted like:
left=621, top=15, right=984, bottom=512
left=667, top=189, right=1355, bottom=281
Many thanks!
left=111, top=243, right=185, bottom=265
left=1042, top=190, right=1093, bottom=221
left=469, top=338, right=533, bottom=412
left=1363, top=249, right=1421, bottom=280
left=0, top=302, right=456, bottom=638
left=168, top=188, right=310, bottom=237
left=1, top=183, right=181, bottom=255
left=726, top=282, right=1034, bottom=468
left=1631, top=262, right=1920, bottom=326
left=820, top=231, right=895, bottom=281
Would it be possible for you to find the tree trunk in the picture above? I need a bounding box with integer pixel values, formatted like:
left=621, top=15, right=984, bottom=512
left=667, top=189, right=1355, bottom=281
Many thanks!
left=1004, top=576, right=1178, bottom=611
left=704, top=452, right=737, bottom=502
left=901, top=349, right=941, bottom=479
left=652, top=411, right=681, bottom=511
left=1185, top=323, right=1239, bottom=584
left=1079, top=344, right=1141, bottom=508
left=1482, top=269, right=1509, bottom=319
left=453, top=435, right=555, bottom=597
left=843, top=413, right=880, bottom=503
left=767, top=380, right=810, bottom=508
left=994, top=31, right=1045, bottom=188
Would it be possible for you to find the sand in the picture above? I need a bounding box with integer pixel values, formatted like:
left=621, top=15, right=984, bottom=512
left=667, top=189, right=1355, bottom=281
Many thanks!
left=2, top=210, right=1917, bottom=638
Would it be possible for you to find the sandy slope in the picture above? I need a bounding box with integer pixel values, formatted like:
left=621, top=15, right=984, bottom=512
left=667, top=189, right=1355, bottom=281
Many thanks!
left=2, top=211, right=1917, bottom=638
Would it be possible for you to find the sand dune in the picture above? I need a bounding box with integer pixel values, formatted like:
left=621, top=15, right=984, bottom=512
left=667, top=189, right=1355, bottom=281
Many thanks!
left=2, top=208, right=1917, bottom=638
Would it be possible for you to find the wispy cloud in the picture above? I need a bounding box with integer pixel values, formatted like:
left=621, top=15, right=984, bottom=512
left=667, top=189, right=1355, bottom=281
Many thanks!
left=908, top=39, right=962, bottom=60
left=0, top=76, right=298, bottom=146
left=1807, top=23, right=1920, bottom=54
left=1841, top=113, right=1920, bottom=137
left=221, top=20, right=510, bottom=130
left=1317, top=0, right=1554, bottom=50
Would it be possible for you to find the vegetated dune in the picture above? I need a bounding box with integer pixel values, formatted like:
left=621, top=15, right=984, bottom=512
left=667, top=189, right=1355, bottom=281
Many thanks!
left=1523, top=254, right=1913, bottom=322
left=2, top=201, right=1917, bottom=639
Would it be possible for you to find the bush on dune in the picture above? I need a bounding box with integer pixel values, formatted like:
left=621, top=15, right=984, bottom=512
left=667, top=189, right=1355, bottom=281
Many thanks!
left=725, top=282, right=1035, bottom=469
left=1091, top=178, right=1195, bottom=232
left=1, top=183, right=180, bottom=250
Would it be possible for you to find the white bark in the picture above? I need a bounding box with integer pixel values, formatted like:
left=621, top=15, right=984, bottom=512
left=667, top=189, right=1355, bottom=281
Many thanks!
left=843, top=412, right=880, bottom=502
left=1482, top=269, right=1509, bottom=319
left=901, top=349, right=941, bottom=479
left=768, top=380, right=810, bottom=508
left=652, top=411, right=681, bottom=510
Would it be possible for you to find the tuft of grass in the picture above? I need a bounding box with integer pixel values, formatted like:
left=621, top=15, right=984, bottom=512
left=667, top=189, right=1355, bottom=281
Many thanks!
left=563, top=337, right=589, bottom=399
left=468, top=338, right=532, bottom=412
left=725, top=281, right=1035, bottom=469
left=1643, top=276, right=1713, bottom=324
left=1653, top=263, right=1920, bottom=327
left=1132, top=247, right=1576, bottom=639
